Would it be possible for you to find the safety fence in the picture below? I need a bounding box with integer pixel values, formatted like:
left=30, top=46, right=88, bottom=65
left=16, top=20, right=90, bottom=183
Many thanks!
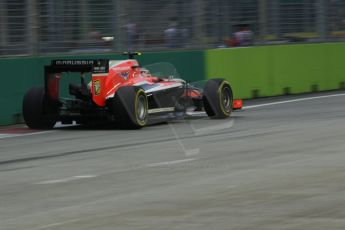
left=1, top=0, right=345, bottom=56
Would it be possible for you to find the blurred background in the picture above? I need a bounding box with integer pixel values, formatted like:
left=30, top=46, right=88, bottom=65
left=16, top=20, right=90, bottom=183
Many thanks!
left=1, top=0, right=345, bottom=56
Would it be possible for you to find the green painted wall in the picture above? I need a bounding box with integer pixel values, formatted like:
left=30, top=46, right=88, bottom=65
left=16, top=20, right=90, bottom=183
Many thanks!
left=205, top=43, right=345, bottom=99
left=0, top=51, right=204, bottom=125
left=0, top=57, right=42, bottom=125
left=2, top=43, right=345, bottom=125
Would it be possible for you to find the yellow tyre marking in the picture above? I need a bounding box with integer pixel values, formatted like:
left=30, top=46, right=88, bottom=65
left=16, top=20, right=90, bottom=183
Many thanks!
left=218, top=81, right=231, bottom=116
left=135, top=89, right=148, bottom=126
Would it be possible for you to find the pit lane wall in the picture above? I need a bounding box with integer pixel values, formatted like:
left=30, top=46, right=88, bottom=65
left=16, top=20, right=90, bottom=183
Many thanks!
left=0, top=51, right=204, bottom=125
left=205, top=42, right=345, bottom=99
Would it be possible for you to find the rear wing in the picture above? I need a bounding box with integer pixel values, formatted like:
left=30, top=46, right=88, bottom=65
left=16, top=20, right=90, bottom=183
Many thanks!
left=44, top=59, right=109, bottom=101
left=46, top=59, right=109, bottom=74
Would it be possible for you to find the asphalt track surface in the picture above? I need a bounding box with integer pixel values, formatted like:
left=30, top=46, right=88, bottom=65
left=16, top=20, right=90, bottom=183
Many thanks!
left=1, top=91, right=345, bottom=230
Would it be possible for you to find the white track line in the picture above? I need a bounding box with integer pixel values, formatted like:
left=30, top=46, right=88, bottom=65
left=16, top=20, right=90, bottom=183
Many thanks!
left=2, top=93, right=344, bottom=140
left=243, top=93, right=345, bottom=109
left=34, top=158, right=197, bottom=185
left=32, top=218, right=83, bottom=230
left=146, top=158, right=197, bottom=167
left=36, top=175, right=97, bottom=185
left=0, top=134, right=17, bottom=139
left=0, top=131, right=53, bottom=139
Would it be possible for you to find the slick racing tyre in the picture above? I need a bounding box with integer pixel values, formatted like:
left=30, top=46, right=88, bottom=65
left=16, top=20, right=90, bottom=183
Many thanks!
left=22, top=86, right=58, bottom=129
left=112, top=86, right=148, bottom=129
left=203, top=78, right=233, bottom=119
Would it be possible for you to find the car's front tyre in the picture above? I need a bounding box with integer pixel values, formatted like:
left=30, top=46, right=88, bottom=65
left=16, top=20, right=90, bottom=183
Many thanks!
left=203, top=78, right=233, bottom=119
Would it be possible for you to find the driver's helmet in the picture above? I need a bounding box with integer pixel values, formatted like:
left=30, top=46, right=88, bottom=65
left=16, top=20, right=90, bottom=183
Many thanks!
left=140, top=68, right=151, bottom=78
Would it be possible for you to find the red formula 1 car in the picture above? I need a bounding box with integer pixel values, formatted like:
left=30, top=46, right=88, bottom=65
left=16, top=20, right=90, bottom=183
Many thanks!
left=23, top=52, right=242, bottom=129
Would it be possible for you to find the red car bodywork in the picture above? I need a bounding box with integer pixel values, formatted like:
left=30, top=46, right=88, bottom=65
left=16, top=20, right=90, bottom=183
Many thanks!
left=32, top=53, right=242, bottom=128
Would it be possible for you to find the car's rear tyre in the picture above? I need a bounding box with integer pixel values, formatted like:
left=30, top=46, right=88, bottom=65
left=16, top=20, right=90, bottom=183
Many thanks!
left=203, top=78, right=233, bottom=119
left=23, top=86, right=58, bottom=129
left=112, top=86, right=148, bottom=129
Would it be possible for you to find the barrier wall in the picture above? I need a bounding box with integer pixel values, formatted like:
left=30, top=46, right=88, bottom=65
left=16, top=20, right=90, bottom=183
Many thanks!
left=205, top=43, right=345, bottom=99
left=0, top=51, right=204, bottom=125
left=1, top=43, right=345, bottom=125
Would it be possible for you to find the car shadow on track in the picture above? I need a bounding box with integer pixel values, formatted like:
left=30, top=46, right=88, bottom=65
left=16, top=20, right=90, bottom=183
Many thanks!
left=52, top=112, right=245, bottom=131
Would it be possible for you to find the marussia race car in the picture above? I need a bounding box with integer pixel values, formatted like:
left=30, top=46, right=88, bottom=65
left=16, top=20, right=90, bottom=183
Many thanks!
left=23, top=52, right=242, bottom=129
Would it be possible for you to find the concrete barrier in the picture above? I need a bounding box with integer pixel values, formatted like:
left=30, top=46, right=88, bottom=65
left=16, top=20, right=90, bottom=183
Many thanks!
left=2, top=43, right=345, bottom=125
left=205, top=42, right=345, bottom=99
